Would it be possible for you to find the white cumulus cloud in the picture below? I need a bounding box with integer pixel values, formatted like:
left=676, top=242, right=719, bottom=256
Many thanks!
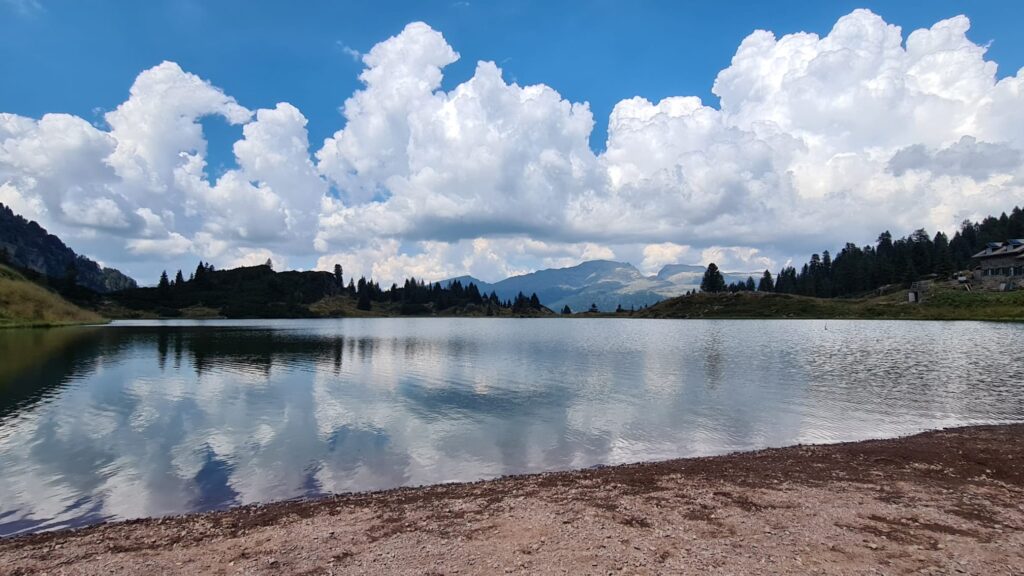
left=2, top=11, right=1024, bottom=285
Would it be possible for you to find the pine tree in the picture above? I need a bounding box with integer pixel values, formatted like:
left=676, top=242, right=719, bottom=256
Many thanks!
left=333, top=264, right=343, bottom=286
left=158, top=270, right=170, bottom=292
left=589, top=303, right=599, bottom=313
left=174, top=270, right=185, bottom=286
left=933, top=231, right=953, bottom=278
left=356, top=277, right=371, bottom=310
left=700, top=263, right=726, bottom=293
left=194, top=261, right=207, bottom=285
left=758, top=270, right=774, bottom=292
left=561, top=305, right=572, bottom=315
left=467, top=283, right=483, bottom=305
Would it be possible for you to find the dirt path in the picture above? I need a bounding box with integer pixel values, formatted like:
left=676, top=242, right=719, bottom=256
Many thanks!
left=3, top=425, right=1023, bottom=575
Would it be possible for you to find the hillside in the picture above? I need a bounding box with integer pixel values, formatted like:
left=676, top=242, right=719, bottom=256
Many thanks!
left=0, top=203, right=136, bottom=293
left=638, top=283, right=1024, bottom=321
left=0, top=264, right=105, bottom=327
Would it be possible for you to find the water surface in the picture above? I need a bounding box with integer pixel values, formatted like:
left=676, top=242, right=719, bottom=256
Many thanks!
left=1, top=318, right=1022, bottom=536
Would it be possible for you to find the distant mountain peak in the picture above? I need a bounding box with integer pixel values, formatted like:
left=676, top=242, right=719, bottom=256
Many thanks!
left=655, top=263, right=706, bottom=281
left=436, top=259, right=759, bottom=312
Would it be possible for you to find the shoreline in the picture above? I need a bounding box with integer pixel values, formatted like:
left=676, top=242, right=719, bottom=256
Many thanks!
left=0, top=319, right=111, bottom=330
left=2, top=424, right=1022, bottom=575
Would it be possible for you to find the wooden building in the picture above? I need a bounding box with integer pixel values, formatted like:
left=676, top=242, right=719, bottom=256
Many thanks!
left=972, top=240, right=1024, bottom=289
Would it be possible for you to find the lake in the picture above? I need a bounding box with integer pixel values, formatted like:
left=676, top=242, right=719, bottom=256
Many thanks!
left=1, top=318, right=1022, bottom=536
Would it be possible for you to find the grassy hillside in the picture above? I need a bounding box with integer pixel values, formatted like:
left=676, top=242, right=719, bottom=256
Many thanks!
left=0, top=264, right=106, bottom=328
left=638, top=283, right=1024, bottom=321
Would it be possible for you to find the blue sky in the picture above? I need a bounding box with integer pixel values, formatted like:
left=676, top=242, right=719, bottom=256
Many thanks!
left=4, top=0, right=1022, bottom=162
left=3, top=1, right=1024, bottom=284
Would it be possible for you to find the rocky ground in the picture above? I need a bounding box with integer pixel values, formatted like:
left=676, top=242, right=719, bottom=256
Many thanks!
left=2, top=424, right=1022, bottom=575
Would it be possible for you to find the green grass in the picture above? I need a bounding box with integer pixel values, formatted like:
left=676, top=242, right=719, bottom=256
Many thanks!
left=0, top=264, right=106, bottom=328
left=638, top=284, right=1024, bottom=321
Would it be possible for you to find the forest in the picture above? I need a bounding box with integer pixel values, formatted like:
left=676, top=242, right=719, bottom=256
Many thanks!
left=700, top=206, right=1024, bottom=298
left=119, top=262, right=547, bottom=318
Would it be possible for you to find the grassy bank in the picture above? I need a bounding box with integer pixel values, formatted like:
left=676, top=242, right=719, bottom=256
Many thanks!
left=637, top=283, right=1024, bottom=321
left=0, top=264, right=106, bottom=328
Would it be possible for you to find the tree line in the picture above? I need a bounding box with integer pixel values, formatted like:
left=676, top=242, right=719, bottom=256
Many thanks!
left=152, top=262, right=545, bottom=315
left=699, top=206, right=1024, bottom=298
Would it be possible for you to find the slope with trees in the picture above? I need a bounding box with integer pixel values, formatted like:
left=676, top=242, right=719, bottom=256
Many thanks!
left=771, top=206, right=1024, bottom=298
left=0, top=203, right=136, bottom=293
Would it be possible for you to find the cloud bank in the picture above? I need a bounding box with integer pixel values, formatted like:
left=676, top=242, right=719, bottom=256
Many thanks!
left=2, top=10, right=1024, bottom=283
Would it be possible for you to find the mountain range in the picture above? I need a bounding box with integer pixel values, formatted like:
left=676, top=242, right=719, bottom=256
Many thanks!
left=0, top=202, right=754, bottom=309
left=444, top=260, right=758, bottom=312
left=0, top=203, right=137, bottom=293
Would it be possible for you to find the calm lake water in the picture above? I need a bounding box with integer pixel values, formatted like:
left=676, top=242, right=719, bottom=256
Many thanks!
left=1, top=318, right=1022, bottom=536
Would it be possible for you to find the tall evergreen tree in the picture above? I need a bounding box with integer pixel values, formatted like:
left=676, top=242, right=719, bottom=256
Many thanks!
left=158, top=270, right=170, bottom=292
left=758, top=270, right=774, bottom=292
left=355, top=277, right=371, bottom=310
left=932, top=231, right=953, bottom=278
left=700, top=263, right=726, bottom=293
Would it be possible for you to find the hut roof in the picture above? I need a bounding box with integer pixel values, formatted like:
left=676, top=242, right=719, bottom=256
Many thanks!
left=972, top=240, right=1024, bottom=260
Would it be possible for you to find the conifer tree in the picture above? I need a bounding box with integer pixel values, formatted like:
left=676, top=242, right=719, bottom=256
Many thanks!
left=758, top=270, right=774, bottom=292
left=700, top=263, right=726, bottom=293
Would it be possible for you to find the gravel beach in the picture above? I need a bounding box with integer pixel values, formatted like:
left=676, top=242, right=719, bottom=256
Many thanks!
left=2, top=424, right=1022, bottom=575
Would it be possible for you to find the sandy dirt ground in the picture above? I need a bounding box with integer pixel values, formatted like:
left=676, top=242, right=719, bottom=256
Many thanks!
left=2, top=424, right=1022, bottom=575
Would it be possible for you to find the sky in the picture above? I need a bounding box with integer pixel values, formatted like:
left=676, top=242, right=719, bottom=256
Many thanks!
left=2, top=0, right=1024, bottom=285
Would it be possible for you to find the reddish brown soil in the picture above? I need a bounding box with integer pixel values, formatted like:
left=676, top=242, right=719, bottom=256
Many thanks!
left=2, top=424, right=1022, bottom=575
